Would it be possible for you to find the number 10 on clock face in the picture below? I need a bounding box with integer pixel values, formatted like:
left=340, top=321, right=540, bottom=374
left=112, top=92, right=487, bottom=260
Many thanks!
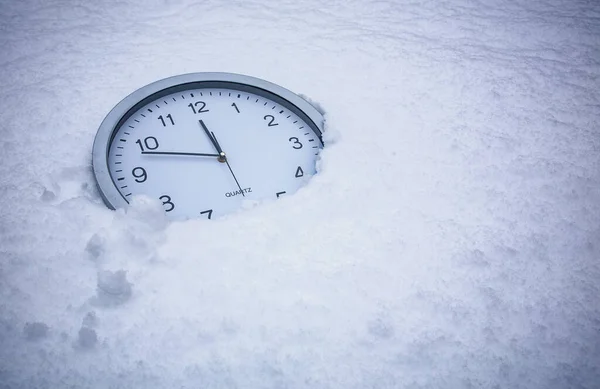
left=101, top=80, right=324, bottom=220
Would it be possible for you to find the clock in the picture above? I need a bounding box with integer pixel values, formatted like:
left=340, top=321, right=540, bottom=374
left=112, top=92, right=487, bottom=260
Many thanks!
left=92, top=73, right=324, bottom=220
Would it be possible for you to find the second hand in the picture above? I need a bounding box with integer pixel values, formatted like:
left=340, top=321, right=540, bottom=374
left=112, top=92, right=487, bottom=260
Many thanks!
left=207, top=128, right=245, bottom=197
left=224, top=158, right=244, bottom=197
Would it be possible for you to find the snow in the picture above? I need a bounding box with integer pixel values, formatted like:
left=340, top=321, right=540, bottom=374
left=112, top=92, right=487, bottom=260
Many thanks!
left=23, top=322, right=49, bottom=341
left=1, top=0, right=599, bottom=387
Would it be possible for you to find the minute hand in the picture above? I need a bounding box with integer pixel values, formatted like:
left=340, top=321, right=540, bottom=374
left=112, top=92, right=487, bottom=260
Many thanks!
left=141, top=151, right=220, bottom=157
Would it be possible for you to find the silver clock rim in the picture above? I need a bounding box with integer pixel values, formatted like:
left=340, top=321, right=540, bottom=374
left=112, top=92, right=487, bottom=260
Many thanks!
left=92, top=72, right=325, bottom=211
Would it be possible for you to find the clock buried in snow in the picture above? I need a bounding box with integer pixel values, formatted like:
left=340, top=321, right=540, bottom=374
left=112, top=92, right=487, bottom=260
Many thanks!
left=92, top=73, right=324, bottom=220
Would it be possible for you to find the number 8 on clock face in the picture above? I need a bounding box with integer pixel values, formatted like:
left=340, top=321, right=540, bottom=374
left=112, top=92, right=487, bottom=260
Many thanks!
left=92, top=73, right=324, bottom=220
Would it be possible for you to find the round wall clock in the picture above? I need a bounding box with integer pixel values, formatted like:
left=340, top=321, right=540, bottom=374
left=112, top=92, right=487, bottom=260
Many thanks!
left=92, top=72, right=324, bottom=220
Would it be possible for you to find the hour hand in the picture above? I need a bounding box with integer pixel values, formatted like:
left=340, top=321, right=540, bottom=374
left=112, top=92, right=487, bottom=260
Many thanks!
left=199, top=120, right=226, bottom=162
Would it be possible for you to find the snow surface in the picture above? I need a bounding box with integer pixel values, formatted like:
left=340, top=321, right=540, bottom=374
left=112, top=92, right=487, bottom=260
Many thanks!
left=1, top=0, right=599, bottom=387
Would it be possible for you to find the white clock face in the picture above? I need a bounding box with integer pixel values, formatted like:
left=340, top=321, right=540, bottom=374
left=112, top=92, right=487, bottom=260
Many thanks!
left=95, top=75, right=324, bottom=220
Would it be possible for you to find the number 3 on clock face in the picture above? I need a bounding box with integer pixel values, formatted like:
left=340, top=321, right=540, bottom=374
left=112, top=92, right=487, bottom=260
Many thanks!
left=92, top=73, right=324, bottom=220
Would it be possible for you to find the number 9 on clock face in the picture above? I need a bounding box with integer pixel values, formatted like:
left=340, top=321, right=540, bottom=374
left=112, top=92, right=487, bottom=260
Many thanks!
left=92, top=73, right=324, bottom=220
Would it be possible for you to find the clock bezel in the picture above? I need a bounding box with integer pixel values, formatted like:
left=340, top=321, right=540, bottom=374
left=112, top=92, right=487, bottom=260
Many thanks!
left=92, top=72, right=325, bottom=211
